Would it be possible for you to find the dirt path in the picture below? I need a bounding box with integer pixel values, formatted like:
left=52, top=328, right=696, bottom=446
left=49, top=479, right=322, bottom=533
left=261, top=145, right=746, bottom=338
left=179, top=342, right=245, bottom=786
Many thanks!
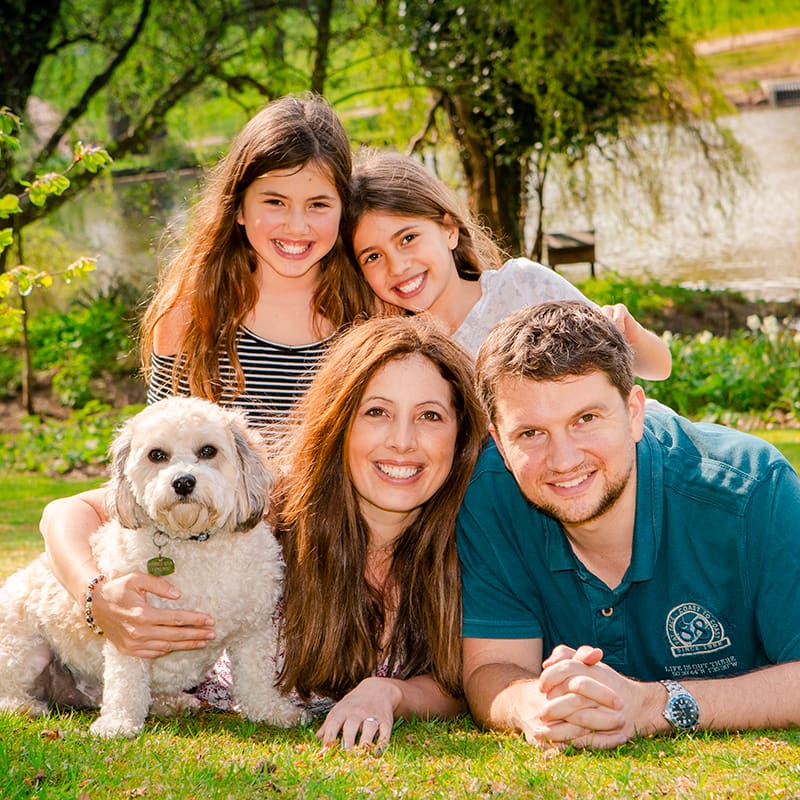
left=696, top=25, right=800, bottom=108
left=696, top=26, right=800, bottom=56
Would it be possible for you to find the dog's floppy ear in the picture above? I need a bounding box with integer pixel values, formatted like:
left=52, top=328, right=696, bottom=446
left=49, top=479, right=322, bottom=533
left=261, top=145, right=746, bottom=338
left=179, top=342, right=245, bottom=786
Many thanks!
left=231, top=419, right=273, bottom=531
left=106, top=416, right=149, bottom=530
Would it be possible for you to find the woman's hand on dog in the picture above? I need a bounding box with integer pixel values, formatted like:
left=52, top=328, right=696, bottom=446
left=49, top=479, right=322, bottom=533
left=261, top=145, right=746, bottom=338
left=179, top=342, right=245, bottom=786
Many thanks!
left=92, top=573, right=217, bottom=658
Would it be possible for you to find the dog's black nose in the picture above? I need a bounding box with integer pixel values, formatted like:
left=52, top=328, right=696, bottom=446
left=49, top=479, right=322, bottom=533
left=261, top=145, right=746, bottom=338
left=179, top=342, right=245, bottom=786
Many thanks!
left=172, top=474, right=196, bottom=496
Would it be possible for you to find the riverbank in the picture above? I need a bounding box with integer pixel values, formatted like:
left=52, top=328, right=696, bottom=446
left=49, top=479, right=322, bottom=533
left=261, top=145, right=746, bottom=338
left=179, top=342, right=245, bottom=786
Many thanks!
left=698, top=25, right=800, bottom=108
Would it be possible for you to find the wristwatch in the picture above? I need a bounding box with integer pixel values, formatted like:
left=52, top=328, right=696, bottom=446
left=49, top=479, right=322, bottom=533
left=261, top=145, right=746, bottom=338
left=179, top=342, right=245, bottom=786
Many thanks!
left=660, top=679, right=700, bottom=731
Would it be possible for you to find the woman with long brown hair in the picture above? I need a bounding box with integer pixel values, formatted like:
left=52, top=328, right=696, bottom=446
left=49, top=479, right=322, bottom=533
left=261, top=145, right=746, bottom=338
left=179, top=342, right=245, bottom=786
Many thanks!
left=276, top=314, right=486, bottom=748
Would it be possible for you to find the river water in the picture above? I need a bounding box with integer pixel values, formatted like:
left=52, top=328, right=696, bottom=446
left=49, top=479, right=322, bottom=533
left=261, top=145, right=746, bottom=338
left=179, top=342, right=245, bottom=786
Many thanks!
left=542, top=105, right=800, bottom=301
left=40, top=105, right=800, bottom=301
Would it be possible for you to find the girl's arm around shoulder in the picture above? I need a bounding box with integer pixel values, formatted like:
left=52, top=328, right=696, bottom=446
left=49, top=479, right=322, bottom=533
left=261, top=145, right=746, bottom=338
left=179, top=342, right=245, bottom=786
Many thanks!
left=40, top=487, right=216, bottom=658
left=601, top=303, right=672, bottom=381
left=40, top=487, right=110, bottom=603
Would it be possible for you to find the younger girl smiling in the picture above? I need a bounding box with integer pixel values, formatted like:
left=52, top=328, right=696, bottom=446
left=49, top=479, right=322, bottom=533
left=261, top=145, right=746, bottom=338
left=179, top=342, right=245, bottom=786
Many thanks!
left=346, top=150, right=671, bottom=381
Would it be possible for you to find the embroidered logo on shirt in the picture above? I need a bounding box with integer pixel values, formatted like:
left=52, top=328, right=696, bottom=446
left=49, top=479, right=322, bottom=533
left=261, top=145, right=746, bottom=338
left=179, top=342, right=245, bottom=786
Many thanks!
left=665, top=603, right=731, bottom=657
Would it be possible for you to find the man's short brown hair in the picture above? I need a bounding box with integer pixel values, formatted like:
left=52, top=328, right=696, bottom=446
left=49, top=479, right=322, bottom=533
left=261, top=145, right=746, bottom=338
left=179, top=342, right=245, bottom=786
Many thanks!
left=474, top=301, right=635, bottom=423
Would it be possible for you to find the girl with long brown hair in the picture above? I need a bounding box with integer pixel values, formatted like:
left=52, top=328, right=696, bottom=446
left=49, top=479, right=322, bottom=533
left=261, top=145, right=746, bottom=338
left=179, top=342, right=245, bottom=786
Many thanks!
left=39, top=94, right=376, bottom=655
left=143, top=93, right=375, bottom=433
left=345, top=149, right=672, bottom=380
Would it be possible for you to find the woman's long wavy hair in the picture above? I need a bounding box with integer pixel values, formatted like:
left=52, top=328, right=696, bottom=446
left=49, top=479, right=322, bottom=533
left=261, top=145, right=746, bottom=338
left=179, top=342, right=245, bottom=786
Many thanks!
left=276, top=315, right=487, bottom=701
left=139, top=94, right=376, bottom=400
left=344, top=149, right=505, bottom=284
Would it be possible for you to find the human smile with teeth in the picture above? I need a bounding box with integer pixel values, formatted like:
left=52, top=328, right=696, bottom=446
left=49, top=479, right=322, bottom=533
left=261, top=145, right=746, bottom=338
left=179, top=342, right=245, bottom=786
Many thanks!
left=394, top=272, right=426, bottom=298
left=376, top=462, right=423, bottom=480
left=274, top=239, right=313, bottom=256
left=347, top=353, right=459, bottom=533
left=552, top=472, right=593, bottom=490
left=237, top=161, right=342, bottom=283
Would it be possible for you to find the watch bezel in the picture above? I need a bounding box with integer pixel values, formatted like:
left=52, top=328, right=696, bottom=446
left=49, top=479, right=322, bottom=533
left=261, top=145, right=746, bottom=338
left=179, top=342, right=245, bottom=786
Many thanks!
left=660, top=679, right=700, bottom=731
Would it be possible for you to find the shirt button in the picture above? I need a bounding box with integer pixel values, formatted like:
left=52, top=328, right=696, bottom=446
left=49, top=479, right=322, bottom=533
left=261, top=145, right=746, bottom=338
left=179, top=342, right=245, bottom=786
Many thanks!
left=600, top=607, right=614, bottom=617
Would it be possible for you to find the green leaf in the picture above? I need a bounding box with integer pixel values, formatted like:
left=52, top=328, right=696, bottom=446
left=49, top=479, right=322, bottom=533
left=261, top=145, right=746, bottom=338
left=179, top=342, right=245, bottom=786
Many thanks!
left=0, top=133, right=20, bottom=151
left=14, top=269, right=33, bottom=297
left=28, top=173, right=70, bottom=207
left=75, top=142, right=113, bottom=173
left=0, top=227, right=12, bottom=252
left=0, top=272, right=15, bottom=298
left=0, top=107, right=20, bottom=135
left=63, top=257, right=97, bottom=283
left=0, top=304, right=23, bottom=320
left=0, top=194, right=22, bottom=218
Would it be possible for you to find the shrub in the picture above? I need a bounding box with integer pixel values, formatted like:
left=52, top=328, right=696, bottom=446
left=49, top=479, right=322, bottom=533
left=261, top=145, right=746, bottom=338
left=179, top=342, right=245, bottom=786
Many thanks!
left=14, top=279, right=142, bottom=407
left=643, top=315, right=800, bottom=424
left=0, top=401, right=141, bottom=475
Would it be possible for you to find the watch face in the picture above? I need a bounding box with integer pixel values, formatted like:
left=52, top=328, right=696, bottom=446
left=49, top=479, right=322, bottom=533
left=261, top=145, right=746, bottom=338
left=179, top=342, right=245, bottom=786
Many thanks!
left=669, top=695, right=699, bottom=729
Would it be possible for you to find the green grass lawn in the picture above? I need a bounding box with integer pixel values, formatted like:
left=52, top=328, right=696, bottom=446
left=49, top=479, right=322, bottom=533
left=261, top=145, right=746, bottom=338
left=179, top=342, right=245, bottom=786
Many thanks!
left=754, top=429, right=800, bottom=467
left=0, top=474, right=103, bottom=577
left=1, top=430, right=799, bottom=798
left=670, top=0, right=800, bottom=39
left=1, top=710, right=798, bottom=799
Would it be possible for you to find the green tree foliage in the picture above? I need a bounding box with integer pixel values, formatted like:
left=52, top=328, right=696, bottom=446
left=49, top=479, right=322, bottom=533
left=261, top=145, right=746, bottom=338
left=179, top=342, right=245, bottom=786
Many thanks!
left=0, top=106, right=111, bottom=413
left=1, top=0, right=416, bottom=247
left=400, top=0, right=743, bottom=256
left=1, top=0, right=311, bottom=236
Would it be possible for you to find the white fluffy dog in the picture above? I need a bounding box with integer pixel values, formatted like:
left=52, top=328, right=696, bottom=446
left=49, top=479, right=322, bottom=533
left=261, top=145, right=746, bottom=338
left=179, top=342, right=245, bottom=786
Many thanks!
left=0, top=396, right=302, bottom=737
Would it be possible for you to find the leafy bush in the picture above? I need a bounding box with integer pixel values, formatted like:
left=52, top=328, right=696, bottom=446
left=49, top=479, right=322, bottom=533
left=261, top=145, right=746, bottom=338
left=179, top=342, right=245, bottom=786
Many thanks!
left=579, top=273, right=691, bottom=322
left=9, top=279, right=141, bottom=407
left=0, top=352, right=20, bottom=399
left=0, top=401, right=141, bottom=475
left=578, top=272, right=798, bottom=337
left=643, top=315, right=800, bottom=424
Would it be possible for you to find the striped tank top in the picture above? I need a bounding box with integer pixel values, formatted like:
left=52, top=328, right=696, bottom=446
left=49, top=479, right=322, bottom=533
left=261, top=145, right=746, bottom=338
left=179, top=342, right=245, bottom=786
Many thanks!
left=147, top=326, right=334, bottom=436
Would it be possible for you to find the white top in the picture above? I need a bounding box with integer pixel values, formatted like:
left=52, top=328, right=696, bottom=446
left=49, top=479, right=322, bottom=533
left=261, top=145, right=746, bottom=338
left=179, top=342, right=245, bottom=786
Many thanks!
left=453, top=257, right=590, bottom=357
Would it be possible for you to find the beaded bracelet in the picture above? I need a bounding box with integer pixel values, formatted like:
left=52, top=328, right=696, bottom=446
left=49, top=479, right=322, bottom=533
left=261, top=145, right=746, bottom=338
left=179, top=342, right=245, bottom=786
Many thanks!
left=84, top=573, right=106, bottom=635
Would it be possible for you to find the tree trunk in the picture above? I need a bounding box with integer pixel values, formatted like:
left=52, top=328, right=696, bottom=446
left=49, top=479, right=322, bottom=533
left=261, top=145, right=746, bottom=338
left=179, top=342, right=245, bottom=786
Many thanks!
left=0, top=0, right=62, bottom=198
left=494, top=158, right=523, bottom=257
left=310, top=0, right=335, bottom=94
left=443, top=95, right=523, bottom=255
left=20, top=292, right=34, bottom=416
left=14, top=228, right=34, bottom=414
left=0, top=0, right=61, bottom=118
left=529, top=154, right=549, bottom=263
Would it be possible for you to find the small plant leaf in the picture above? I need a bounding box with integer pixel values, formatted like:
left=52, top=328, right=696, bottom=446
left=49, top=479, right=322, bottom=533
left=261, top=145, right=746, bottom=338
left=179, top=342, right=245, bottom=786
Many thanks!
left=0, top=194, right=21, bottom=218
left=28, top=173, right=70, bottom=207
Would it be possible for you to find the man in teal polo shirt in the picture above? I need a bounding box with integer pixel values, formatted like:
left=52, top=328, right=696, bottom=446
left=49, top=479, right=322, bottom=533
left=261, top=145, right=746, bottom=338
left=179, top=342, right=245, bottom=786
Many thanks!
left=458, top=300, right=800, bottom=750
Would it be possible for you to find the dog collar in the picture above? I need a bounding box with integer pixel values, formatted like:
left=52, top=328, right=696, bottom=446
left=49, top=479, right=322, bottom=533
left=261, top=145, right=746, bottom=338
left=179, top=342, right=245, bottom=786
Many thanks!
left=147, top=529, right=211, bottom=576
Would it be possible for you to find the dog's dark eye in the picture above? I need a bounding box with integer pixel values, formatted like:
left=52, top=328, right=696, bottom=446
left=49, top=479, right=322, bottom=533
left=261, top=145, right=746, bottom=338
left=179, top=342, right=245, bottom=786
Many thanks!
left=148, top=449, right=169, bottom=463
left=197, top=445, right=217, bottom=460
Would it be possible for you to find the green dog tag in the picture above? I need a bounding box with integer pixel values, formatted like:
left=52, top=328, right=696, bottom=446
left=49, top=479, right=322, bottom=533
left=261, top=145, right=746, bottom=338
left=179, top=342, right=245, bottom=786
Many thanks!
left=147, top=556, right=175, bottom=576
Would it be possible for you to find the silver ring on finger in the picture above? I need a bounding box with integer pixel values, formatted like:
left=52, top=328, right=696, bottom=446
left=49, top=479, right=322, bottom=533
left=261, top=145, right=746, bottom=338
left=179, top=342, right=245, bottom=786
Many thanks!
left=364, top=716, right=379, bottom=724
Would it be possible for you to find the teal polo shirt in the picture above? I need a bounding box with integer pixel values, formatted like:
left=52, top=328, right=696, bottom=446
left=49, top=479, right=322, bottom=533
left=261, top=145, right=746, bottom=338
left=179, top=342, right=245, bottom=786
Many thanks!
left=457, top=412, right=800, bottom=681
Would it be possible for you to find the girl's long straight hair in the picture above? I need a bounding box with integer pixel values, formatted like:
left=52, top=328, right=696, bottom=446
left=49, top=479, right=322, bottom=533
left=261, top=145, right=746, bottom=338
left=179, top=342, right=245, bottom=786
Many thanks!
left=139, top=94, right=376, bottom=400
left=276, top=315, right=487, bottom=700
